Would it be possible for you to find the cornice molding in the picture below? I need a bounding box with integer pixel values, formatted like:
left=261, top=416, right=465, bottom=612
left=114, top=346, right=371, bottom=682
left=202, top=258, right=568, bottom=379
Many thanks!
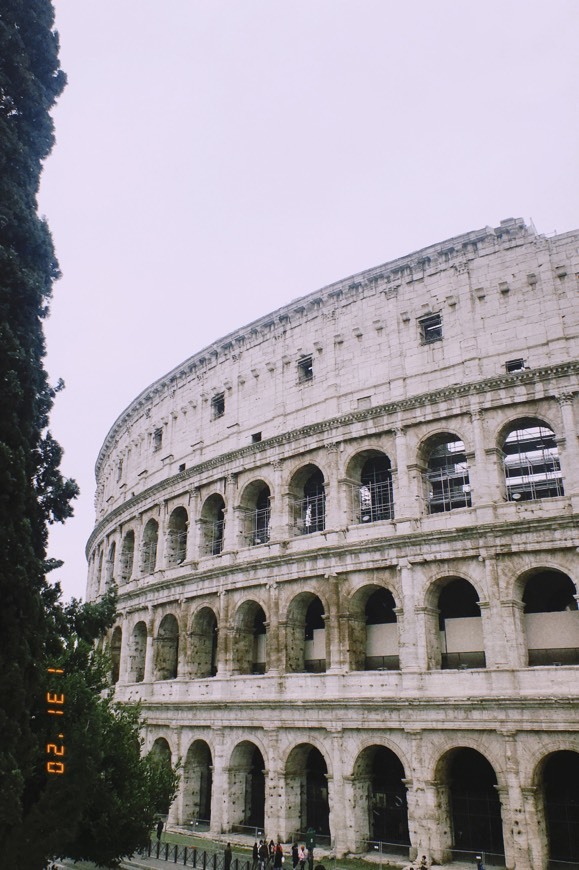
left=95, top=220, right=555, bottom=476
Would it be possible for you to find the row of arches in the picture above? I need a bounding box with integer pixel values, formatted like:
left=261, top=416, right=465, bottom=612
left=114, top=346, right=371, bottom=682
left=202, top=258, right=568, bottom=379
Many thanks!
left=109, top=569, right=579, bottom=684
left=151, top=736, right=579, bottom=865
left=91, top=416, right=565, bottom=592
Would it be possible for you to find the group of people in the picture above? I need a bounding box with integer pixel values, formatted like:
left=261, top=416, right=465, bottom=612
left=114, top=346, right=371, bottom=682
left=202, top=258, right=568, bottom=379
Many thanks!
left=252, top=839, right=286, bottom=870
left=251, top=839, right=319, bottom=870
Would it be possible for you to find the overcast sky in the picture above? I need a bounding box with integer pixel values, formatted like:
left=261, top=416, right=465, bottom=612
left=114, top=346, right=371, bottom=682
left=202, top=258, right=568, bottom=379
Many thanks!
left=38, top=0, right=579, bottom=602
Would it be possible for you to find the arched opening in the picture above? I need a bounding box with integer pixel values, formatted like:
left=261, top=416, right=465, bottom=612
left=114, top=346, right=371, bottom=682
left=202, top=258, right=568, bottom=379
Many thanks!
left=190, top=607, right=218, bottom=678
left=348, top=585, right=399, bottom=671
left=129, top=621, right=147, bottom=682
left=154, top=614, right=179, bottom=680
left=167, top=506, right=188, bottom=565
left=423, top=434, right=471, bottom=513
left=285, top=745, right=330, bottom=843
left=201, top=494, right=225, bottom=556
left=438, top=579, right=485, bottom=669
left=522, top=570, right=579, bottom=665
left=364, top=588, right=399, bottom=671
left=290, top=465, right=326, bottom=535
left=150, top=738, right=174, bottom=816
left=110, top=625, right=122, bottom=684
left=502, top=419, right=564, bottom=501
left=286, top=593, right=326, bottom=673
left=182, top=740, right=213, bottom=830
left=438, top=747, right=504, bottom=857
left=141, top=519, right=159, bottom=575
left=120, top=530, right=135, bottom=583
left=540, top=750, right=579, bottom=864
left=241, top=481, right=272, bottom=546
left=352, top=746, right=409, bottom=851
left=105, top=541, right=116, bottom=587
left=232, top=601, right=267, bottom=675
left=356, top=455, right=394, bottom=524
left=305, top=597, right=326, bottom=673
left=229, top=742, right=265, bottom=833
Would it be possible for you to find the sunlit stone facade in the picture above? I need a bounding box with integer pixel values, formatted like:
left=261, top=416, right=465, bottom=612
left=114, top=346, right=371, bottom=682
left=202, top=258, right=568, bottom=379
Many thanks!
left=87, top=219, right=579, bottom=869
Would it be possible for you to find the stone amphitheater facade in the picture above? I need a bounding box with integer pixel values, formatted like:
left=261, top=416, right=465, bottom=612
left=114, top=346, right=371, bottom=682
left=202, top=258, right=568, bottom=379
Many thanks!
left=87, top=218, right=579, bottom=869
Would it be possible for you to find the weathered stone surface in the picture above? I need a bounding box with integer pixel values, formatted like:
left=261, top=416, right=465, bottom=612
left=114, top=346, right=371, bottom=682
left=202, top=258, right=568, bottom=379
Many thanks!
left=88, top=220, right=579, bottom=869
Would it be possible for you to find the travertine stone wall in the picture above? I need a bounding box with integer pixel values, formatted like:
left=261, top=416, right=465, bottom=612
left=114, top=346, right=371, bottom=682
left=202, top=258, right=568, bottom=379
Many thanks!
left=88, top=220, right=579, bottom=869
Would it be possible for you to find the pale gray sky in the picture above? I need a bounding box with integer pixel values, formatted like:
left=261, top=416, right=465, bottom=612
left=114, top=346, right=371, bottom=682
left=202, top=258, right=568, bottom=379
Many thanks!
left=39, top=0, right=579, bottom=601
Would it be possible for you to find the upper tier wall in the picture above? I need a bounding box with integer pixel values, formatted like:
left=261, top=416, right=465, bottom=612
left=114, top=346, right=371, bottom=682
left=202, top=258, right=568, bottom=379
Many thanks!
left=93, top=219, right=579, bottom=518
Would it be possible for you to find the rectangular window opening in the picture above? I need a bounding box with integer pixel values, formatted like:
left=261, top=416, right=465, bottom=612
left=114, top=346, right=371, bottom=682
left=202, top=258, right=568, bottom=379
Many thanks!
left=505, top=358, right=525, bottom=373
left=251, top=432, right=262, bottom=443
left=211, top=392, right=225, bottom=419
left=298, top=355, right=314, bottom=383
left=153, top=428, right=163, bottom=452
left=419, top=313, right=442, bottom=344
left=178, top=463, right=186, bottom=473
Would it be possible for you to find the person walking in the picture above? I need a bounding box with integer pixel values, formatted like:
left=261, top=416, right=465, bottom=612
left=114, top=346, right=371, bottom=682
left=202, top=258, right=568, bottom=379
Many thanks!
left=224, top=843, right=233, bottom=870
left=252, top=842, right=259, bottom=870
left=273, top=841, right=284, bottom=870
left=156, top=820, right=164, bottom=842
left=291, top=842, right=299, bottom=870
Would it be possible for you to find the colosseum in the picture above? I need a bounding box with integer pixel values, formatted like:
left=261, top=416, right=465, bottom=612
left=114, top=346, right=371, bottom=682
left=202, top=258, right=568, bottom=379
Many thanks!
left=86, top=218, right=579, bottom=870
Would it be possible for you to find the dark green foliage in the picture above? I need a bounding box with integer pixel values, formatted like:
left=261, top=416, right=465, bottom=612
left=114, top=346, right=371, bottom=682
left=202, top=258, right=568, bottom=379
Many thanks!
left=0, top=3, right=178, bottom=866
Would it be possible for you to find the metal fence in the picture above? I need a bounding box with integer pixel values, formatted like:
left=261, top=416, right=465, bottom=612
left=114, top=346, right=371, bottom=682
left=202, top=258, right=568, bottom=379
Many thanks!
left=137, top=840, right=252, bottom=869
left=366, top=838, right=410, bottom=860
left=449, top=847, right=505, bottom=867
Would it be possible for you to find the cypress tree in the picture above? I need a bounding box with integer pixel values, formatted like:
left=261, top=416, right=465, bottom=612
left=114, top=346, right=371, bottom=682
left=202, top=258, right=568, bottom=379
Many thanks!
left=0, top=6, right=179, bottom=865
left=0, top=0, right=74, bottom=859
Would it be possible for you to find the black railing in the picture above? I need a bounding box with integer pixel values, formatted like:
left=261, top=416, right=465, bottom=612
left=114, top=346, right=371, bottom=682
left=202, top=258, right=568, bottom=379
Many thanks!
left=366, top=838, right=410, bottom=859
left=528, top=648, right=579, bottom=666
left=441, top=651, right=486, bottom=669
left=139, top=840, right=252, bottom=869
left=364, top=656, right=400, bottom=671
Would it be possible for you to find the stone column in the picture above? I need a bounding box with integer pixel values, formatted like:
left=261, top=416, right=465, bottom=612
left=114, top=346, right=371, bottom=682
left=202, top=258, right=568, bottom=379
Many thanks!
left=156, top=504, right=168, bottom=569
left=269, top=460, right=289, bottom=541
left=168, top=728, right=186, bottom=825
left=178, top=604, right=189, bottom=678
left=422, top=779, right=453, bottom=864
left=264, top=729, right=284, bottom=840
left=224, top=473, right=238, bottom=553
left=216, top=590, right=231, bottom=677
left=469, top=407, right=493, bottom=506
left=397, top=561, right=425, bottom=671
left=326, top=573, right=344, bottom=671
left=496, top=732, right=533, bottom=870
left=188, top=488, right=201, bottom=561
left=393, top=426, right=416, bottom=521
left=521, top=785, right=549, bottom=870
left=118, top=612, right=130, bottom=684
left=558, top=393, right=579, bottom=500
left=267, top=582, right=281, bottom=674
left=344, top=774, right=370, bottom=853
left=481, top=556, right=510, bottom=668
left=210, top=728, right=227, bottom=835
left=328, top=729, right=346, bottom=855
left=144, top=609, right=156, bottom=683
left=324, top=442, right=342, bottom=531
left=499, top=599, right=527, bottom=668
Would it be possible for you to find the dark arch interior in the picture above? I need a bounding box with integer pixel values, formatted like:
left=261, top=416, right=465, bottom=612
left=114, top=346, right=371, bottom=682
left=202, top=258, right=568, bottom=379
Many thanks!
left=245, top=746, right=266, bottom=828
left=446, top=748, right=503, bottom=854
left=523, top=571, right=577, bottom=613
left=366, top=588, right=397, bottom=625
left=370, top=747, right=409, bottom=846
left=305, top=597, right=325, bottom=639
left=306, top=748, right=330, bottom=836
left=543, top=751, right=579, bottom=862
left=439, top=579, right=480, bottom=625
